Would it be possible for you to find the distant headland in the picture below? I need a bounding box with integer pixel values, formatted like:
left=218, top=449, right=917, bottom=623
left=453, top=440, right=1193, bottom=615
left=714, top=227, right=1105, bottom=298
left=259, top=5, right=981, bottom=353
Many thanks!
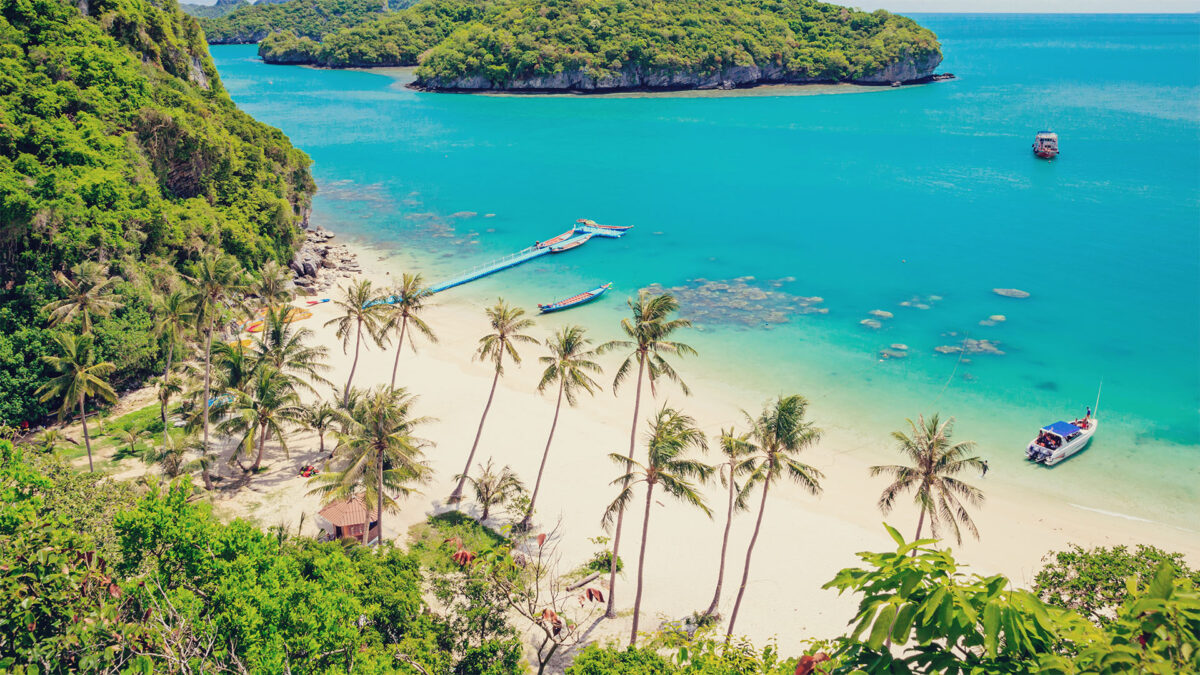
left=197, top=0, right=944, bottom=92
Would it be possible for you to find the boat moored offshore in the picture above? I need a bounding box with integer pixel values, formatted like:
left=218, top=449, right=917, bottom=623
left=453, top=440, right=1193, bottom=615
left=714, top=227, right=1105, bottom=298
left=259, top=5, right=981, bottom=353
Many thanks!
left=1033, top=131, right=1059, bottom=159
left=1026, top=409, right=1097, bottom=466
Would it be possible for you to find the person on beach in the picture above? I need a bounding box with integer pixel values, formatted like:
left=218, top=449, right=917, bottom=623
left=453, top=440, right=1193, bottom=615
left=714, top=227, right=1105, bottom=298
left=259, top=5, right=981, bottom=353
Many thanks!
left=981, top=460, right=989, bottom=477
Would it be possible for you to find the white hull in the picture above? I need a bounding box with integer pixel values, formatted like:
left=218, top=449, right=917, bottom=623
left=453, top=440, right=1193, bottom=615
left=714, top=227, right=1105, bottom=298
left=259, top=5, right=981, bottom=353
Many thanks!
left=1026, top=419, right=1098, bottom=466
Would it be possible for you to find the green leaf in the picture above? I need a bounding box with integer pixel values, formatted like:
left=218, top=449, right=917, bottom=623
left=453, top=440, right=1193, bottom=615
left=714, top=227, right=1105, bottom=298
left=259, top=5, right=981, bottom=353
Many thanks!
left=890, top=602, right=918, bottom=645
left=867, top=602, right=897, bottom=651
left=982, top=600, right=1000, bottom=658
left=884, top=522, right=906, bottom=547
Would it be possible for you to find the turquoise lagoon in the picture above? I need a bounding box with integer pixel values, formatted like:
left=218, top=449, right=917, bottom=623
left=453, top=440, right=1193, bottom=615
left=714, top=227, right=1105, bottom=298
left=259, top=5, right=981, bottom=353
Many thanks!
left=211, top=14, right=1200, bottom=529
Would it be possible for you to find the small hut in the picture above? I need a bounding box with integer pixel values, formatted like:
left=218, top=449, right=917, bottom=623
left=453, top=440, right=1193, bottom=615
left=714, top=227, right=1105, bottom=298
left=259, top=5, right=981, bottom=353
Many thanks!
left=316, top=496, right=379, bottom=544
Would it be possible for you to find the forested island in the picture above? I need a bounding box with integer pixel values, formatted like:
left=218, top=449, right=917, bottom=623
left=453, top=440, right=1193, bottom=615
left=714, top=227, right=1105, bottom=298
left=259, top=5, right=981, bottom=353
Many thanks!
left=204, top=0, right=943, bottom=91
left=199, top=0, right=395, bottom=44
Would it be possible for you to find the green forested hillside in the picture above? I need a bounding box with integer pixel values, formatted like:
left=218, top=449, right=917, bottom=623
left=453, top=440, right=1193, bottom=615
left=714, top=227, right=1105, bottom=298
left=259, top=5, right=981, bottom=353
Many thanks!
left=198, top=0, right=390, bottom=43
left=258, top=0, right=487, bottom=66
left=180, top=0, right=247, bottom=19
left=415, top=0, right=941, bottom=88
left=0, top=0, right=314, bottom=426
left=248, top=0, right=940, bottom=90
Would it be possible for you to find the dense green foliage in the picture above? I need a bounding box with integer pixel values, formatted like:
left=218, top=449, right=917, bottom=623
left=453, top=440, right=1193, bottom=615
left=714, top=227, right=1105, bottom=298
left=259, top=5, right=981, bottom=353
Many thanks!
left=247, top=0, right=940, bottom=85
left=199, top=0, right=391, bottom=43
left=180, top=0, right=247, bottom=20
left=0, top=441, right=525, bottom=672
left=257, top=0, right=487, bottom=66
left=0, top=0, right=314, bottom=425
left=822, top=524, right=1200, bottom=674
left=416, top=0, right=939, bottom=87
left=1035, top=543, right=1200, bottom=628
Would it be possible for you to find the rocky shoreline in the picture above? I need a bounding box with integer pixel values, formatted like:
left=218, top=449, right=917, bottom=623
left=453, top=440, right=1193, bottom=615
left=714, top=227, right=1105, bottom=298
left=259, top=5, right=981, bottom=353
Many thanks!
left=289, top=227, right=361, bottom=295
left=412, top=52, right=943, bottom=93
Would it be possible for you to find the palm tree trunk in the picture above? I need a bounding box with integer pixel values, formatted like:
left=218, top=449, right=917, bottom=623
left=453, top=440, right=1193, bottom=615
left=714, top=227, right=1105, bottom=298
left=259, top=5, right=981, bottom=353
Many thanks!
left=79, top=395, right=93, bottom=473
left=250, top=422, right=268, bottom=472
left=605, top=354, right=646, bottom=619
left=522, top=378, right=564, bottom=530
left=449, top=368, right=500, bottom=503
left=160, top=340, right=173, bottom=432
left=704, top=464, right=737, bottom=618
left=201, top=314, right=214, bottom=488
left=318, top=430, right=325, bottom=454
left=726, top=473, right=771, bottom=642
left=911, top=508, right=926, bottom=557
left=389, top=317, right=408, bottom=390
left=630, top=480, right=654, bottom=646
left=377, top=452, right=384, bottom=542
left=344, top=319, right=363, bottom=406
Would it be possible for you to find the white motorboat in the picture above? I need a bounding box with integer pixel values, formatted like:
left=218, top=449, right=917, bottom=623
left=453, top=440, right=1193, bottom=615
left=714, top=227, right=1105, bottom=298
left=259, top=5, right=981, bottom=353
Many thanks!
left=1026, top=411, right=1097, bottom=466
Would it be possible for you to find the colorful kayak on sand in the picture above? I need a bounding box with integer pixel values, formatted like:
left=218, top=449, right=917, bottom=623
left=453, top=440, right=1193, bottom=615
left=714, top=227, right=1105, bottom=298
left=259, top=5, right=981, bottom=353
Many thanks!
left=538, top=283, right=612, bottom=313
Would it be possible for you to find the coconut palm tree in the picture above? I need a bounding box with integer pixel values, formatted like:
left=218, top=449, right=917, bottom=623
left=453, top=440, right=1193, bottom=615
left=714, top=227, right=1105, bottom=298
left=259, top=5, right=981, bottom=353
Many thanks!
left=597, top=290, right=695, bottom=619
left=184, top=253, right=244, bottom=471
left=448, top=299, right=536, bottom=504
left=325, top=280, right=388, bottom=405
left=36, top=334, right=118, bottom=472
left=383, top=272, right=438, bottom=390
left=115, top=428, right=146, bottom=459
left=454, top=458, right=524, bottom=522
left=252, top=305, right=331, bottom=393
left=248, top=259, right=293, bottom=308
left=212, top=339, right=258, bottom=394
left=725, top=395, right=824, bottom=642
left=151, top=289, right=194, bottom=421
left=520, top=325, right=602, bottom=530
left=42, top=261, right=123, bottom=334
left=602, top=406, right=712, bottom=646
left=870, top=414, right=985, bottom=545
left=218, top=366, right=305, bottom=473
left=300, top=400, right=339, bottom=455
left=702, top=427, right=757, bottom=619
left=308, top=386, right=433, bottom=542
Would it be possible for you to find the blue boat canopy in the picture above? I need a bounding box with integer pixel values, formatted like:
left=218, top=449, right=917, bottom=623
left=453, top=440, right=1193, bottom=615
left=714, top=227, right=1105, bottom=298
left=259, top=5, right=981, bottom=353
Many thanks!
left=1042, top=421, right=1080, bottom=437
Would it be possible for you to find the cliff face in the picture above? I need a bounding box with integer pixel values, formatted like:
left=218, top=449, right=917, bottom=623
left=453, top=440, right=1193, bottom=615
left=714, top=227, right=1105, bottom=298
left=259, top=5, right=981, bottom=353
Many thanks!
left=415, top=51, right=943, bottom=91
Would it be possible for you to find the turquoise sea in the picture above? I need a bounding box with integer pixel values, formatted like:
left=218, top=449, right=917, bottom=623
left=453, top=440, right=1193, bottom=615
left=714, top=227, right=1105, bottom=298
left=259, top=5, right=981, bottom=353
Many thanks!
left=211, top=14, right=1200, bottom=529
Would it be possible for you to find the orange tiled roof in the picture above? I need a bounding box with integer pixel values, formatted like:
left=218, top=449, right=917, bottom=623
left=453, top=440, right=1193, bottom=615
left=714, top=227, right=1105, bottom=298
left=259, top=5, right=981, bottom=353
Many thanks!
left=318, top=496, right=369, bottom=527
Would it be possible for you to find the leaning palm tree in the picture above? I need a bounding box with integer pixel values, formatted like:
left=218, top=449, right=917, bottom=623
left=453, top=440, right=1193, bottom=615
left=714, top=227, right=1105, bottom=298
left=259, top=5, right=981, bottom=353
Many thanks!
left=252, top=305, right=331, bottom=393
left=248, top=259, right=293, bottom=308
left=454, top=458, right=524, bottom=521
left=325, top=280, right=388, bottom=405
left=42, top=261, right=123, bottom=334
left=597, top=290, right=696, bottom=619
left=184, top=253, right=245, bottom=469
left=36, top=334, right=118, bottom=472
left=870, top=414, right=985, bottom=545
left=448, top=299, right=537, bottom=504
left=603, top=407, right=712, bottom=646
left=300, top=400, right=339, bottom=455
left=383, top=272, right=438, bottom=390
left=155, top=370, right=190, bottom=454
left=308, top=386, right=433, bottom=542
left=702, top=427, right=758, bottom=619
left=521, top=325, right=602, bottom=530
left=217, top=366, right=305, bottom=473
left=725, top=395, right=824, bottom=642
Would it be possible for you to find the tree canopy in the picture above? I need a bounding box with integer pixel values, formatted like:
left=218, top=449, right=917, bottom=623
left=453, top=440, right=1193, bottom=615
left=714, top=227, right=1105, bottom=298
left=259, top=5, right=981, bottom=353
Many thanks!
left=0, top=0, right=315, bottom=426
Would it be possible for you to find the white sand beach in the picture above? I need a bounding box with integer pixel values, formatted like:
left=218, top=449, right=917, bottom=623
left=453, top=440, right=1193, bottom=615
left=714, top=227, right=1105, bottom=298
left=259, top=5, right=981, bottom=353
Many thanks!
left=173, top=240, right=1195, bottom=655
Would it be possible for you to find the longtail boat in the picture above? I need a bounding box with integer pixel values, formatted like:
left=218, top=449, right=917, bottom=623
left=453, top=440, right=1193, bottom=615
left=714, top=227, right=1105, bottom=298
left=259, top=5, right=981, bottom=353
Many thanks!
left=576, top=218, right=633, bottom=231
left=538, top=229, right=577, bottom=248
left=549, top=233, right=592, bottom=252
left=538, top=283, right=612, bottom=313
